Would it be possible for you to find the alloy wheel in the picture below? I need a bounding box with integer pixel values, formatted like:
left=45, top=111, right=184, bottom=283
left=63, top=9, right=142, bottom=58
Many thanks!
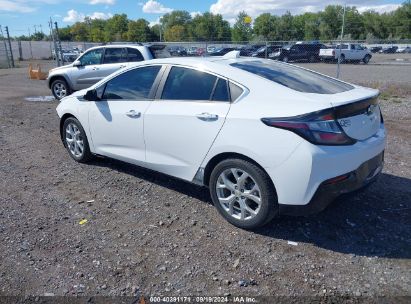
left=216, top=168, right=262, bottom=221
left=65, top=123, right=84, bottom=158
left=53, top=82, right=67, bottom=99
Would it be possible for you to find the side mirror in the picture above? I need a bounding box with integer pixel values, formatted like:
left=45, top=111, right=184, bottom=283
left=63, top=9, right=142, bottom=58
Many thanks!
left=73, top=60, right=82, bottom=67
left=84, top=89, right=98, bottom=101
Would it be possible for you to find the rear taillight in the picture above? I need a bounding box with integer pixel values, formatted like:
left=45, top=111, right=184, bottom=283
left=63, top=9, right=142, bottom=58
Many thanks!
left=261, top=110, right=356, bottom=146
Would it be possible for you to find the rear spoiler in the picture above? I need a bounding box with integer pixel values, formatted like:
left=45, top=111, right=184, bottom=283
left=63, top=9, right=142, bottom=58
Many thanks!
left=147, top=44, right=168, bottom=59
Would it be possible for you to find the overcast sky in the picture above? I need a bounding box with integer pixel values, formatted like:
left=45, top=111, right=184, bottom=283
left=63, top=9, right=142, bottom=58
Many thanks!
left=0, top=0, right=403, bottom=36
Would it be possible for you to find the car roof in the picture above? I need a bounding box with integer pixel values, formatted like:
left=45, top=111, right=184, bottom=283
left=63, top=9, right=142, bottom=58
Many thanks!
left=124, top=56, right=282, bottom=86
left=86, top=44, right=145, bottom=50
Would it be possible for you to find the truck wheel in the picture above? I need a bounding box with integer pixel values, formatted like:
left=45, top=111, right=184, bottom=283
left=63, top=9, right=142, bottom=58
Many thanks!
left=338, top=54, right=345, bottom=64
left=309, top=55, right=316, bottom=63
left=282, top=56, right=289, bottom=63
left=363, top=55, right=371, bottom=64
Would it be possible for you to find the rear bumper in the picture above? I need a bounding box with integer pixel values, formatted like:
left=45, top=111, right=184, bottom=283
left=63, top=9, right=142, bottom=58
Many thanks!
left=279, top=151, right=384, bottom=216
left=320, top=55, right=335, bottom=60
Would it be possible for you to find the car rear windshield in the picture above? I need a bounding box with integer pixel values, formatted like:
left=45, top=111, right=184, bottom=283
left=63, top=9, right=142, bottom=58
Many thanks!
left=231, top=60, right=354, bottom=94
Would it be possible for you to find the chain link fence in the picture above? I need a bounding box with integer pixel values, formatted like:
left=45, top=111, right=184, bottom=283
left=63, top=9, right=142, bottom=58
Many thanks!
left=2, top=40, right=410, bottom=79
left=6, top=39, right=410, bottom=60
left=0, top=42, right=9, bottom=68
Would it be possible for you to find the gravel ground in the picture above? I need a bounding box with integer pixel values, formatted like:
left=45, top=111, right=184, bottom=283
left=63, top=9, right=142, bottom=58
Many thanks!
left=0, top=61, right=410, bottom=302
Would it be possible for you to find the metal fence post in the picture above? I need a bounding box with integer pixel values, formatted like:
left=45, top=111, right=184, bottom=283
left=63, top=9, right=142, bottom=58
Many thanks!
left=18, top=40, right=23, bottom=61
left=5, top=26, right=14, bottom=67
left=336, top=5, right=346, bottom=79
left=49, top=18, right=60, bottom=66
left=0, top=26, right=11, bottom=68
left=54, top=22, right=65, bottom=65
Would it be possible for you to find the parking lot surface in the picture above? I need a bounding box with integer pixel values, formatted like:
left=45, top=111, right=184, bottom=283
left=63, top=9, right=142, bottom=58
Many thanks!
left=0, top=61, right=410, bottom=299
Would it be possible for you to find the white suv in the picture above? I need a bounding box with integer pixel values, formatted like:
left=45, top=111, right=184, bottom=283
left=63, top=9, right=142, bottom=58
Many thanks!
left=47, top=45, right=156, bottom=100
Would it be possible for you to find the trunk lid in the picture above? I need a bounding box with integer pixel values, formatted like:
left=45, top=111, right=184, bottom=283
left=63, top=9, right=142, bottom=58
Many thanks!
left=308, top=86, right=381, bottom=141
left=334, top=96, right=381, bottom=141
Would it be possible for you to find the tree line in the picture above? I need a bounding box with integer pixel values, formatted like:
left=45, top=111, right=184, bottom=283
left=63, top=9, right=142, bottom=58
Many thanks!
left=14, top=2, right=411, bottom=42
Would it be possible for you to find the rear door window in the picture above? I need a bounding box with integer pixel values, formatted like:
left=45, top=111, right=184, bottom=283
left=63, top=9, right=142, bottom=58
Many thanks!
left=212, top=79, right=229, bottom=102
left=161, top=67, right=217, bottom=101
left=103, top=48, right=127, bottom=64
left=127, top=48, right=144, bottom=62
left=229, top=82, right=244, bottom=101
left=231, top=60, right=353, bottom=94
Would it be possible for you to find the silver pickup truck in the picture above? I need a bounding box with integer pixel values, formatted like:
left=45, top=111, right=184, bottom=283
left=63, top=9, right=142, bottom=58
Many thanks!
left=47, top=44, right=163, bottom=100
left=319, top=43, right=372, bottom=64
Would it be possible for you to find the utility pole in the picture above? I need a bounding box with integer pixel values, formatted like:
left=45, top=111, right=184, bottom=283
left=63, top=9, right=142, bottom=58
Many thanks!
left=336, top=5, right=346, bottom=79
left=5, top=26, right=14, bottom=68
left=28, top=28, right=33, bottom=59
left=49, top=18, right=60, bottom=66
left=54, top=21, right=65, bottom=64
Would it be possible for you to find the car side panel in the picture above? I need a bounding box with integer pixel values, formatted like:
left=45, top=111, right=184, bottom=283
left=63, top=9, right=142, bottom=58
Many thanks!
left=56, top=97, right=95, bottom=152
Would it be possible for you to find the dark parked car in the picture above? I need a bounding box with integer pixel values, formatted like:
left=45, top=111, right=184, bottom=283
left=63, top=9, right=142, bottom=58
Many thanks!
left=379, top=46, right=398, bottom=54
left=251, top=45, right=282, bottom=58
left=370, top=46, right=382, bottom=53
left=168, top=46, right=187, bottom=56
left=239, top=44, right=265, bottom=56
left=208, top=47, right=236, bottom=56
left=272, top=43, right=327, bottom=62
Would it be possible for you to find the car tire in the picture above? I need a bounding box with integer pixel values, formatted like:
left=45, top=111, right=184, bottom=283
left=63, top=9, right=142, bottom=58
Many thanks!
left=338, top=54, right=345, bottom=64
left=363, top=55, right=371, bottom=64
left=51, top=78, right=71, bottom=100
left=209, top=158, right=278, bottom=229
left=282, top=56, right=289, bottom=63
left=62, top=117, right=93, bottom=163
left=309, top=55, right=316, bottom=63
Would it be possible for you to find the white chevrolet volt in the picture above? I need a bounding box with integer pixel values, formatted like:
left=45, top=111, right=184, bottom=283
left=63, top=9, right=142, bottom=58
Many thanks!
left=56, top=53, right=386, bottom=229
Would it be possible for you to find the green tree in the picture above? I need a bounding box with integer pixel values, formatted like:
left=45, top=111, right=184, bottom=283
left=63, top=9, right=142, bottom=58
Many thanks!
left=344, top=7, right=365, bottom=39
left=391, top=1, right=411, bottom=38
left=127, top=19, right=151, bottom=41
left=58, top=27, right=73, bottom=41
left=31, top=31, right=46, bottom=41
left=161, top=11, right=191, bottom=28
left=301, top=13, right=321, bottom=40
left=88, top=19, right=106, bottom=42
left=191, top=12, right=231, bottom=41
left=253, top=13, right=280, bottom=40
left=232, top=11, right=252, bottom=42
left=104, top=14, right=128, bottom=41
left=164, top=25, right=186, bottom=41
left=150, top=24, right=161, bottom=41
left=70, top=22, right=89, bottom=41
left=320, top=5, right=344, bottom=39
left=160, top=10, right=192, bottom=41
left=277, top=11, right=294, bottom=41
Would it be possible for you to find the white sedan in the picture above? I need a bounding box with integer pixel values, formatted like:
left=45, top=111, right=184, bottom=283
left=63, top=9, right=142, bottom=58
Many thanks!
left=56, top=54, right=386, bottom=229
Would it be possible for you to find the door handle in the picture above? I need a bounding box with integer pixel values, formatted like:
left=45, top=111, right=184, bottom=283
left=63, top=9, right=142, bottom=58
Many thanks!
left=92, top=67, right=99, bottom=71
left=119, top=65, right=127, bottom=68
left=125, top=110, right=141, bottom=118
left=196, top=112, right=218, bottom=121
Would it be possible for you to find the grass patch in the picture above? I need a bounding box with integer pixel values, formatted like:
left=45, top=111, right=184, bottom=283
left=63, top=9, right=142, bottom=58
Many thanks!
left=359, top=81, right=410, bottom=100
